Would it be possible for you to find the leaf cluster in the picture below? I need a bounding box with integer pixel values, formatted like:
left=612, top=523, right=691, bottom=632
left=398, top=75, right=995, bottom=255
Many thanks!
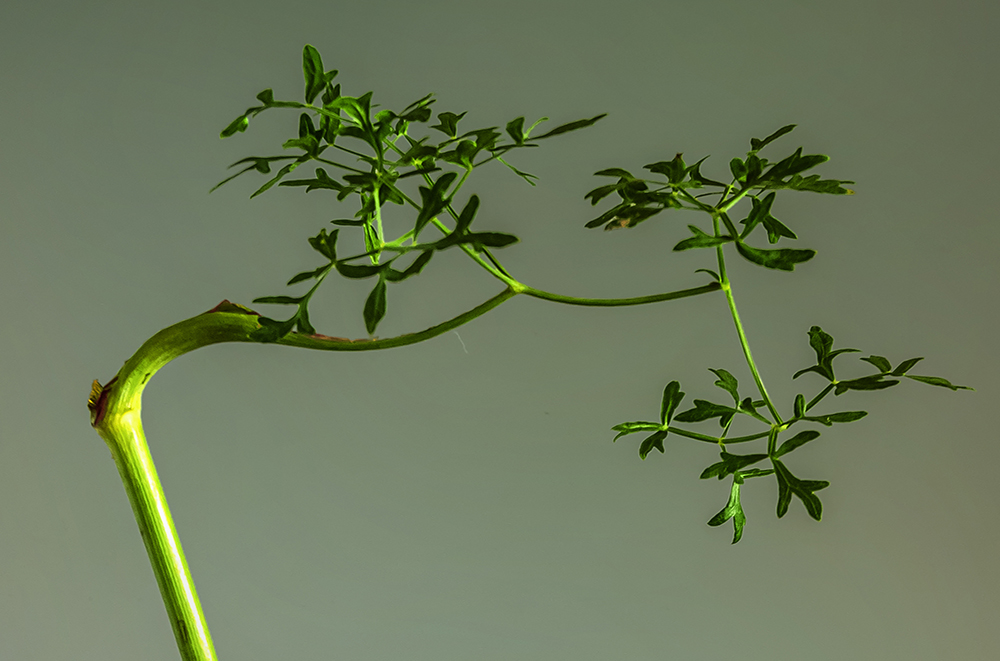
left=212, top=44, right=605, bottom=339
left=583, top=125, right=855, bottom=273
left=610, top=327, right=971, bottom=543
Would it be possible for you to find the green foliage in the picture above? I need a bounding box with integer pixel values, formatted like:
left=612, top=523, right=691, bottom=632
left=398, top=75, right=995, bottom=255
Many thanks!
left=213, top=44, right=602, bottom=337
left=212, top=44, right=972, bottom=543
left=611, top=324, right=972, bottom=542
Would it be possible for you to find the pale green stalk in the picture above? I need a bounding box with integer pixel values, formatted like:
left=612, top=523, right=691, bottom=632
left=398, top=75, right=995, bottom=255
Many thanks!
left=88, top=275, right=720, bottom=659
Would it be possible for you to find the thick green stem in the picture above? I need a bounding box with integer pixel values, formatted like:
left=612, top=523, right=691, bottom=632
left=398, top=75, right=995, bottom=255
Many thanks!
left=88, top=280, right=720, bottom=659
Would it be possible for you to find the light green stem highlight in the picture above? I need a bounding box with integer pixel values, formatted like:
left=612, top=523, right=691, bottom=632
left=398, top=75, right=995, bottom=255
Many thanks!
left=89, top=279, right=720, bottom=660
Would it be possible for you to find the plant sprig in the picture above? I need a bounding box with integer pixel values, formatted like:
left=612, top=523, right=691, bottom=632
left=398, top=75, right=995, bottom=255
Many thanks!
left=208, top=45, right=972, bottom=545
left=612, top=327, right=971, bottom=543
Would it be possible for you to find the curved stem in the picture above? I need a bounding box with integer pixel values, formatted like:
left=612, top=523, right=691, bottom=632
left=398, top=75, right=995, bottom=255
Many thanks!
left=87, top=274, right=723, bottom=660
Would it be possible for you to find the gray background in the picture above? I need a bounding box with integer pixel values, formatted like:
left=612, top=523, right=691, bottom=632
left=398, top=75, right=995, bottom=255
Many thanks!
left=1, top=0, right=996, bottom=659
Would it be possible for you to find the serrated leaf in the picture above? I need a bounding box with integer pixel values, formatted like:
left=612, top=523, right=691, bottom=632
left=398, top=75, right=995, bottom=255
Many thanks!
left=735, top=241, right=815, bottom=271
left=773, top=430, right=821, bottom=458
left=363, top=277, right=387, bottom=335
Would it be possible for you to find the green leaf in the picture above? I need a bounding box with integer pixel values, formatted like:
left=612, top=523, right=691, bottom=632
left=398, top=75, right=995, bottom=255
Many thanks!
left=750, top=124, right=796, bottom=152
left=385, top=249, right=433, bottom=283
left=335, top=260, right=389, bottom=279
left=709, top=368, right=740, bottom=405
left=413, top=172, right=458, bottom=237
left=695, top=268, right=721, bottom=283
left=761, top=148, right=829, bottom=182
left=729, top=158, right=747, bottom=183
left=793, top=393, right=805, bottom=418
left=904, top=375, right=974, bottom=391
left=739, top=468, right=775, bottom=479
left=861, top=355, right=892, bottom=373
left=700, top=451, right=769, bottom=480
left=251, top=295, right=302, bottom=305
left=801, top=411, right=868, bottom=426
left=760, top=173, right=855, bottom=195
left=833, top=375, right=898, bottom=395
left=644, top=153, right=687, bottom=184
left=673, top=225, right=734, bottom=251
left=674, top=399, right=739, bottom=427
left=773, top=459, right=829, bottom=520
left=611, top=421, right=663, bottom=442
left=294, top=304, right=316, bottom=335
left=738, top=397, right=771, bottom=424
left=287, top=266, right=327, bottom=285
left=739, top=192, right=797, bottom=244
left=363, top=276, right=387, bottom=335
left=429, top=111, right=468, bottom=138
left=531, top=113, right=607, bottom=140
left=250, top=160, right=304, bottom=199
left=638, top=430, right=669, bottom=460
left=685, top=156, right=728, bottom=187
left=890, top=357, right=924, bottom=376
left=792, top=326, right=860, bottom=382
left=707, top=478, right=747, bottom=544
left=220, top=114, right=251, bottom=138
left=307, top=228, right=339, bottom=261
left=773, top=430, right=821, bottom=458
left=660, top=381, right=685, bottom=425
left=303, top=45, right=327, bottom=104
left=505, top=116, right=526, bottom=146
left=735, top=241, right=815, bottom=271
left=249, top=315, right=296, bottom=343
left=593, top=167, right=636, bottom=179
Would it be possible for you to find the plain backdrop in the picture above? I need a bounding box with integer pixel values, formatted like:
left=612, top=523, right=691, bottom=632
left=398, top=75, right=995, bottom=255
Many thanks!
left=1, top=0, right=997, bottom=659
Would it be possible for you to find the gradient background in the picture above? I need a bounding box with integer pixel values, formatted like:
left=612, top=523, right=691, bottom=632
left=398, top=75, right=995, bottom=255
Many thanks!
left=1, top=0, right=997, bottom=659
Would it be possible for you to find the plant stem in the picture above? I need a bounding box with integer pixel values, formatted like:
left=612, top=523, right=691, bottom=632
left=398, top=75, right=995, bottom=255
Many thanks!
left=88, top=273, right=722, bottom=659
left=712, top=213, right=783, bottom=425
